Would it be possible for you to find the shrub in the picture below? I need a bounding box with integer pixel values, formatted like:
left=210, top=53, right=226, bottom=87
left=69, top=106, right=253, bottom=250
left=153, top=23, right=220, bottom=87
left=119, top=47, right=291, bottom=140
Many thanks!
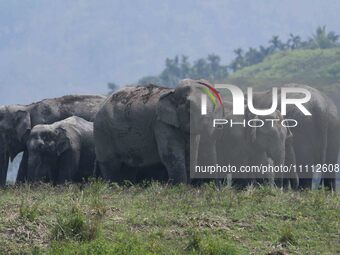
left=51, top=205, right=101, bottom=242
left=278, top=225, right=297, bottom=246
left=19, top=199, right=39, bottom=222
left=186, top=231, right=247, bottom=255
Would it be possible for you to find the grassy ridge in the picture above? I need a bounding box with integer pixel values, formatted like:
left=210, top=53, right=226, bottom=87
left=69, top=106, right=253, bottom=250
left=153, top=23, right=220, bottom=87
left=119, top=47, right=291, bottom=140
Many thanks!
left=0, top=182, right=339, bottom=254
left=227, top=47, right=340, bottom=95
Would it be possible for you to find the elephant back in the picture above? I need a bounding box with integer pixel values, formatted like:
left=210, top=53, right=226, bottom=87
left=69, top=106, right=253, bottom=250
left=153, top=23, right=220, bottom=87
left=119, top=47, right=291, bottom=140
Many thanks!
left=107, top=85, right=172, bottom=123
left=29, top=95, right=106, bottom=125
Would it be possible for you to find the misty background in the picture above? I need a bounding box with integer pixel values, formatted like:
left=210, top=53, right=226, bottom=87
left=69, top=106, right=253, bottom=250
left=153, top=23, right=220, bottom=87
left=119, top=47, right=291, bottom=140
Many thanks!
left=1, top=0, right=340, bottom=105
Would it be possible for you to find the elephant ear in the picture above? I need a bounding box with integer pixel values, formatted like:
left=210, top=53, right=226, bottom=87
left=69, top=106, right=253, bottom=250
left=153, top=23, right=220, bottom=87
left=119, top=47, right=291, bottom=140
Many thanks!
left=156, top=91, right=180, bottom=128
left=55, top=127, right=71, bottom=156
left=15, top=111, right=31, bottom=142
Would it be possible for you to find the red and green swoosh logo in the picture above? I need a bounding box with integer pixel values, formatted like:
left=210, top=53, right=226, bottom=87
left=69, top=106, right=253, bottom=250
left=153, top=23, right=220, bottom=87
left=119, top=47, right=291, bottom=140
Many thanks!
left=197, top=81, right=223, bottom=108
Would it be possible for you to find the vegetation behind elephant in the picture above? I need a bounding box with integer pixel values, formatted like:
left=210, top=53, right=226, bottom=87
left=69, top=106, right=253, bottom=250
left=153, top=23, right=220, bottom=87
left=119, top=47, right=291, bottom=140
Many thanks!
left=26, top=116, right=95, bottom=184
left=215, top=101, right=298, bottom=188
left=0, top=95, right=106, bottom=185
left=250, top=84, right=340, bottom=190
left=94, top=80, right=223, bottom=184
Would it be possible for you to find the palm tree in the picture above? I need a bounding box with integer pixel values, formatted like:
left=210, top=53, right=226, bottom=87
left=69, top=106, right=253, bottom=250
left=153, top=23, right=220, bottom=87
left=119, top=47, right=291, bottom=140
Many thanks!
left=310, top=26, right=339, bottom=49
left=207, top=54, right=221, bottom=74
left=244, top=47, right=263, bottom=65
left=269, top=35, right=284, bottom=51
left=287, top=33, right=302, bottom=49
left=229, top=48, right=245, bottom=72
left=234, top=48, right=243, bottom=58
left=180, top=55, right=191, bottom=78
left=259, top=45, right=271, bottom=57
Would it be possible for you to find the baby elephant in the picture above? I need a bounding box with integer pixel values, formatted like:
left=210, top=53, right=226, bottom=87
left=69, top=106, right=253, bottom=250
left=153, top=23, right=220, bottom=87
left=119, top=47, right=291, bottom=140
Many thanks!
left=26, top=116, right=95, bottom=184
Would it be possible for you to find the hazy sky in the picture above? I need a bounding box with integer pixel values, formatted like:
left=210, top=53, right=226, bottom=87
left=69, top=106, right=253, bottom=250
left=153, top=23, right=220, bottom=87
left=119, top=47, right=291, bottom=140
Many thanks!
left=1, top=0, right=340, bottom=105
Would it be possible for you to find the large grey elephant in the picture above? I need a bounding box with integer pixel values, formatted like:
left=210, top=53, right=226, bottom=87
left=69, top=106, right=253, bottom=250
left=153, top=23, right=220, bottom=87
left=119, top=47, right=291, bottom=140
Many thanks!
left=250, top=84, right=340, bottom=190
left=94, top=80, right=223, bottom=184
left=26, top=117, right=95, bottom=184
left=0, top=95, right=106, bottom=185
left=216, top=101, right=297, bottom=188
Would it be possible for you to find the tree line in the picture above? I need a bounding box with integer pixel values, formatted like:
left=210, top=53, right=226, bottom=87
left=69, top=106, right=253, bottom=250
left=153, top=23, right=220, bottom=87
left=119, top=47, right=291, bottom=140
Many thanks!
left=109, top=26, right=339, bottom=90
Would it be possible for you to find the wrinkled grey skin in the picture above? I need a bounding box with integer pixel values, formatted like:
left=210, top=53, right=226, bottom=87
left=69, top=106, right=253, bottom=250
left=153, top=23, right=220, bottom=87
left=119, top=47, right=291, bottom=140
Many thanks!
left=216, top=101, right=298, bottom=188
left=26, top=117, right=95, bottom=184
left=250, top=84, right=340, bottom=190
left=0, top=95, right=106, bottom=185
left=94, top=80, right=222, bottom=184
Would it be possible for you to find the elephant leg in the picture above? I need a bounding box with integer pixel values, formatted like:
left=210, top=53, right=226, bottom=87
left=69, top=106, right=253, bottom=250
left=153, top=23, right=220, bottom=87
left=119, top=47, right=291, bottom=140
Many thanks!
left=16, top=150, right=28, bottom=183
left=93, top=161, right=102, bottom=178
left=97, top=159, right=123, bottom=182
left=299, top=178, right=313, bottom=189
left=289, top=174, right=299, bottom=189
left=323, top=178, right=335, bottom=191
left=0, top=151, right=9, bottom=186
left=278, top=177, right=298, bottom=190
left=323, top=129, right=339, bottom=191
left=55, top=151, right=79, bottom=184
left=275, top=178, right=284, bottom=189
left=154, top=122, right=187, bottom=184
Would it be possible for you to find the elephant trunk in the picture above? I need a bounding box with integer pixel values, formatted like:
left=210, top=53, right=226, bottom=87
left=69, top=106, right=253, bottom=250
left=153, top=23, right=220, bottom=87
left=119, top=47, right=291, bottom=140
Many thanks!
left=27, top=153, right=50, bottom=182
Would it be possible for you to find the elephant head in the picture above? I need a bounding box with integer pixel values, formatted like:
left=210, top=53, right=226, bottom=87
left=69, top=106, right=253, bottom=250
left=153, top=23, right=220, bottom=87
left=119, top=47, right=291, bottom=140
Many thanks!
left=0, top=106, right=31, bottom=154
left=26, top=125, right=70, bottom=182
left=245, top=109, right=292, bottom=166
left=157, top=79, right=223, bottom=135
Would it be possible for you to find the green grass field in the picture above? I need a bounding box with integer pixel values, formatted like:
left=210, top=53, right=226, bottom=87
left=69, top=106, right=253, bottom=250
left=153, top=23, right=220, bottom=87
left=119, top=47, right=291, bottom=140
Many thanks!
left=0, top=181, right=338, bottom=254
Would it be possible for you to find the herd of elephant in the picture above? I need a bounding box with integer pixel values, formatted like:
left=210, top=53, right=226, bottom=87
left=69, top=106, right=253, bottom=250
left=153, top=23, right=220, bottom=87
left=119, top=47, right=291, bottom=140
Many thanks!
left=0, top=79, right=339, bottom=190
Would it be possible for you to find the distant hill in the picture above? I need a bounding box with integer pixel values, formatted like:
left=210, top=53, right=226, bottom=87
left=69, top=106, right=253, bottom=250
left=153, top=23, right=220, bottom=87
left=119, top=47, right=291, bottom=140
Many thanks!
left=226, top=47, right=340, bottom=96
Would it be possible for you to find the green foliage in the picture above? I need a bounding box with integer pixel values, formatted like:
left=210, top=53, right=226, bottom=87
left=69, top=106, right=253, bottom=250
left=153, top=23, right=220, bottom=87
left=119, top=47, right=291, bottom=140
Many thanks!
left=19, top=199, right=40, bottom=222
left=51, top=204, right=101, bottom=242
left=227, top=47, right=340, bottom=93
left=49, top=235, right=155, bottom=255
left=278, top=225, right=297, bottom=246
left=133, top=26, right=339, bottom=89
left=310, top=26, right=340, bottom=49
left=186, top=231, right=246, bottom=255
left=138, top=54, right=229, bottom=87
left=51, top=181, right=108, bottom=242
left=230, top=26, right=339, bottom=72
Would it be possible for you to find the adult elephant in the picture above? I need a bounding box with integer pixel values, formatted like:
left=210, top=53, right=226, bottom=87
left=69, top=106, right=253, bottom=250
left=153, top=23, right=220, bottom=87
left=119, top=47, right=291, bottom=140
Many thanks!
left=0, top=95, right=106, bottom=185
left=26, top=117, right=95, bottom=184
left=216, top=101, right=298, bottom=188
left=250, top=84, right=340, bottom=190
left=94, top=80, right=223, bottom=184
